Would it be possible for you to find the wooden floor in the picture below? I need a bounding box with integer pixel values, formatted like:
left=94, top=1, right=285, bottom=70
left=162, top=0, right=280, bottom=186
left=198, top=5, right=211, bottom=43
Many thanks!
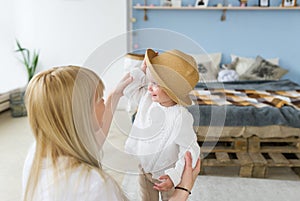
left=1, top=110, right=299, bottom=201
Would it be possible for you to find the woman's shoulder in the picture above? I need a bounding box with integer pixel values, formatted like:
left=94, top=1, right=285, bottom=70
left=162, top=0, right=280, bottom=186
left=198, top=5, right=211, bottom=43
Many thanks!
left=22, top=143, right=126, bottom=201
left=57, top=166, right=125, bottom=200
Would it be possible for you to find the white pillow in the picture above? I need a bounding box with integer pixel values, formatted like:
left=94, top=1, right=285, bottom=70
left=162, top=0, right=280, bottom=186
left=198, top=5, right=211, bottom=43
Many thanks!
left=231, top=54, right=279, bottom=76
left=218, top=69, right=239, bottom=82
left=191, top=53, right=222, bottom=82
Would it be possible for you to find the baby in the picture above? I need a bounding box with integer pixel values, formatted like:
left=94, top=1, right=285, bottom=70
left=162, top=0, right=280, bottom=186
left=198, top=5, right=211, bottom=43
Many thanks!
left=124, top=49, right=200, bottom=201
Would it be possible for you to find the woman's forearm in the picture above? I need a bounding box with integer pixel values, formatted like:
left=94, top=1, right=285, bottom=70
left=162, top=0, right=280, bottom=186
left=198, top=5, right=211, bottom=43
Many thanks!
left=169, top=189, right=189, bottom=201
left=101, top=91, right=122, bottom=136
left=101, top=73, right=133, bottom=136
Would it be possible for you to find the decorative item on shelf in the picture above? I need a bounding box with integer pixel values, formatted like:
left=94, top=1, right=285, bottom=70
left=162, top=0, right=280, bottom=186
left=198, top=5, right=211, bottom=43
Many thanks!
left=171, top=0, right=181, bottom=7
left=282, top=0, right=297, bottom=7
left=160, top=0, right=172, bottom=6
left=195, top=0, right=209, bottom=7
left=222, top=0, right=229, bottom=6
left=10, top=40, right=40, bottom=117
left=259, top=0, right=270, bottom=7
left=239, top=0, right=248, bottom=7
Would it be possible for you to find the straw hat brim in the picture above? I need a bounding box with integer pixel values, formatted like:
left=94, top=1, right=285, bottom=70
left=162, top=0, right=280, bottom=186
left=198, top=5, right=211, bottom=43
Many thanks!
left=125, top=53, right=145, bottom=60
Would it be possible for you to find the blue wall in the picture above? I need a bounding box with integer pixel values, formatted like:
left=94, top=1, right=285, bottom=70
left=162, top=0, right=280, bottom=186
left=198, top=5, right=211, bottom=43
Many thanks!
left=131, top=0, right=300, bottom=84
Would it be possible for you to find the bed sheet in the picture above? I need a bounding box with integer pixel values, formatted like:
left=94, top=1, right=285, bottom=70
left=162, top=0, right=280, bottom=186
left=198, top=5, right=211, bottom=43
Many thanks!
left=188, top=79, right=300, bottom=138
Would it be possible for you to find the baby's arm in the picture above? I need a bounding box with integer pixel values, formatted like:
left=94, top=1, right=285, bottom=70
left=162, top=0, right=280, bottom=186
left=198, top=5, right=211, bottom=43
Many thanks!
left=167, top=142, right=200, bottom=185
left=155, top=111, right=200, bottom=190
left=153, top=143, right=199, bottom=192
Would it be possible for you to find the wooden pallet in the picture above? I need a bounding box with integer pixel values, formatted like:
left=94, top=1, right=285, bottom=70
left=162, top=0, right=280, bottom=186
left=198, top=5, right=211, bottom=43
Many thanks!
left=198, top=136, right=247, bottom=153
left=200, top=152, right=253, bottom=177
left=248, top=136, right=300, bottom=153
left=198, top=136, right=300, bottom=178
left=198, top=136, right=252, bottom=177
left=248, top=136, right=300, bottom=178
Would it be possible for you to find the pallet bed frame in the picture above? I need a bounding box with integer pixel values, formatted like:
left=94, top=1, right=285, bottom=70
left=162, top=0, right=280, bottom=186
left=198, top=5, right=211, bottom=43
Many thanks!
left=198, top=135, right=300, bottom=178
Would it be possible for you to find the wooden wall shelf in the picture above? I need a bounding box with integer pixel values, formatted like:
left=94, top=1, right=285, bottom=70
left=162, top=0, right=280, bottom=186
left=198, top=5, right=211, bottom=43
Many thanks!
left=134, top=6, right=300, bottom=11
left=133, top=6, right=300, bottom=21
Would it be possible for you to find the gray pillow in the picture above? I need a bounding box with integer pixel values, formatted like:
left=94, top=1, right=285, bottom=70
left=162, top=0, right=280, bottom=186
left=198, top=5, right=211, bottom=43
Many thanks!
left=240, top=56, right=288, bottom=80
left=197, top=61, right=218, bottom=82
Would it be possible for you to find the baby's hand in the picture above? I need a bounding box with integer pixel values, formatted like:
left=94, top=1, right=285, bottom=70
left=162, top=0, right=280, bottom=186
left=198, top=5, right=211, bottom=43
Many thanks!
left=153, top=175, right=174, bottom=192
left=141, top=59, right=147, bottom=73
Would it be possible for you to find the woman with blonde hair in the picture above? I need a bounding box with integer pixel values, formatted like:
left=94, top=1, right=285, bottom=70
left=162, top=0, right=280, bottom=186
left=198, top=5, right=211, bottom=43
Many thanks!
left=22, top=65, right=200, bottom=201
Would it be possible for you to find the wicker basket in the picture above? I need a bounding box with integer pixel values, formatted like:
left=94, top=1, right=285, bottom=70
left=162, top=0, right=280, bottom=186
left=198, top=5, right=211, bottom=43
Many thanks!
left=10, top=89, right=27, bottom=117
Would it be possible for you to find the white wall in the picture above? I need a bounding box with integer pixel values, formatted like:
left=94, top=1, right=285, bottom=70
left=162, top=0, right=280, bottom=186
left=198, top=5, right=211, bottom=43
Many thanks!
left=0, top=0, right=127, bottom=93
left=0, top=1, right=26, bottom=93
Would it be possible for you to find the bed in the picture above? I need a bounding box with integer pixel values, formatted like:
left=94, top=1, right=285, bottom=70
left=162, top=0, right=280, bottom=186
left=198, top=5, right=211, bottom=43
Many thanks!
left=188, top=79, right=300, bottom=138
left=187, top=79, right=300, bottom=177
left=187, top=52, right=300, bottom=177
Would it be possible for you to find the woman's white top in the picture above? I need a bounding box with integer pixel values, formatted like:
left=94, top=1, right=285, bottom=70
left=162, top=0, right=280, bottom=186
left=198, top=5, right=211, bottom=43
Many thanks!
left=22, top=143, right=126, bottom=201
left=124, top=68, right=200, bottom=187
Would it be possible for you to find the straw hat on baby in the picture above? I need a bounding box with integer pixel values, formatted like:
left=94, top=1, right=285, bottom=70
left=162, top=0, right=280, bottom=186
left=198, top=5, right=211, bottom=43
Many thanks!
left=145, top=49, right=199, bottom=106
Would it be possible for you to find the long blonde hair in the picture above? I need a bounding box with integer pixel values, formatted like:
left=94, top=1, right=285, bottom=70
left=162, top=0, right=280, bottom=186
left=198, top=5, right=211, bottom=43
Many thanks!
left=23, top=66, right=106, bottom=200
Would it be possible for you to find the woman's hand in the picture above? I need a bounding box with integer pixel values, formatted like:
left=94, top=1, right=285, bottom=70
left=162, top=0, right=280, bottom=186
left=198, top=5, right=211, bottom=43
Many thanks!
left=114, top=73, right=133, bottom=97
left=169, top=151, right=201, bottom=201
left=101, top=73, right=133, bottom=136
left=179, top=151, right=201, bottom=191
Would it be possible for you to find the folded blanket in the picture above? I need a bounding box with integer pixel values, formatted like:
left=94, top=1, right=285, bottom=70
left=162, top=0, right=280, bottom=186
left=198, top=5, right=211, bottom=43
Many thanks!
left=190, top=88, right=300, bottom=109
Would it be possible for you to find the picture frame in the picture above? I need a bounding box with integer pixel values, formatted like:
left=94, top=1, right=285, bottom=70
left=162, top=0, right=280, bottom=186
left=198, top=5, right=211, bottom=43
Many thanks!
left=282, top=0, right=297, bottom=7
left=195, top=0, right=209, bottom=7
left=259, top=0, right=270, bottom=7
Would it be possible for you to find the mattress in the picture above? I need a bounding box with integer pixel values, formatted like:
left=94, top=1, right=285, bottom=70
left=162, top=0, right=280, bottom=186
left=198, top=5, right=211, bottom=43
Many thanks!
left=188, top=79, right=300, bottom=138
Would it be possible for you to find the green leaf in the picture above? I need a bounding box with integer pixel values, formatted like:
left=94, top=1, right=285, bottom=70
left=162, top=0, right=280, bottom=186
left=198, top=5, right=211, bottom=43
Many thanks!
left=31, top=52, right=39, bottom=75
left=15, top=39, right=40, bottom=82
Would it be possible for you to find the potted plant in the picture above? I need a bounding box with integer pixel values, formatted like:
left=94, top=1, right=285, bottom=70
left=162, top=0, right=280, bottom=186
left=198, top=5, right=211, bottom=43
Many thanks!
left=10, top=40, right=40, bottom=117
left=15, top=40, right=39, bottom=83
